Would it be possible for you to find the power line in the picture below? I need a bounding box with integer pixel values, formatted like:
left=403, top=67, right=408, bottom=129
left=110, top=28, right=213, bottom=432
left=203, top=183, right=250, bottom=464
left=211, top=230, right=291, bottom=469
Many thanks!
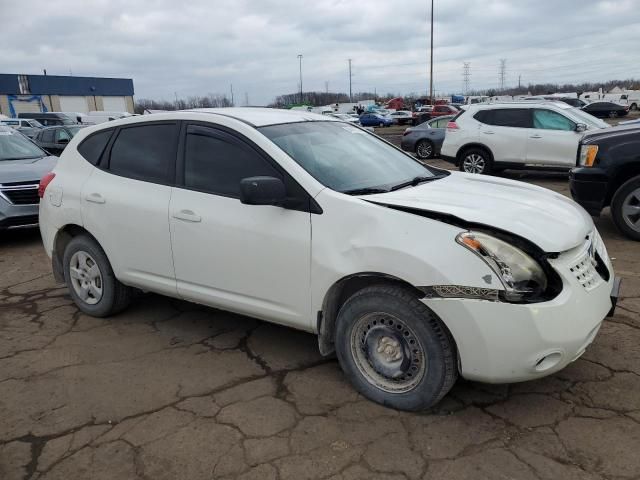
left=499, top=59, right=507, bottom=89
left=463, top=62, right=471, bottom=94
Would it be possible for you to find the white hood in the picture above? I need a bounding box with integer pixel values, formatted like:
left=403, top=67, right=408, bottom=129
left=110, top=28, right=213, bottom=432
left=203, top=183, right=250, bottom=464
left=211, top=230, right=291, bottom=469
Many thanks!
left=363, top=172, right=593, bottom=252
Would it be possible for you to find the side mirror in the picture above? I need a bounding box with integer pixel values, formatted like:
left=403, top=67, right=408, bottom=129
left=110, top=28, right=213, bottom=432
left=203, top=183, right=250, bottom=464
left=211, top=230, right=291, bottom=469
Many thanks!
left=239, top=176, right=286, bottom=206
left=58, top=137, right=69, bottom=144
left=575, top=123, right=587, bottom=133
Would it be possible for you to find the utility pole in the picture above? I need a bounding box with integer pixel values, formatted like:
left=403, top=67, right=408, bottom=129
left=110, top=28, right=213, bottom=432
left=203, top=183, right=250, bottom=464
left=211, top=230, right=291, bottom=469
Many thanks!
left=348, top=59, right=353, bottom=102
left=174, top=92, right=179, bottom=109
left=244, top=92, right=249, bottom=106
left=325, top=81, right=329, bottom=94
left=518, top=75, right=521, bottom=89
left=463, top=62, right=470, bottom=94
left=230, top=84, right=234, bottom=106
left=499, top=59, right=506, bottom=90
left=297, top=54, right=303, bottom=104
left=429, top=0, right=434, bottom=105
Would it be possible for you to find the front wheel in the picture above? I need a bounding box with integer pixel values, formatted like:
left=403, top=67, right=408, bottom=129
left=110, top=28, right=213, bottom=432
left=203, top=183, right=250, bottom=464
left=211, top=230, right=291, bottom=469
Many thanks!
left=63, top=235, right=132, bottom=316
left=609, top=111, right=619, bottom=118
left=459, top=148, right=492, bottom=174
left=335, top=285, right=457, bottom=411
left=611, top=176, right=640, bottom=241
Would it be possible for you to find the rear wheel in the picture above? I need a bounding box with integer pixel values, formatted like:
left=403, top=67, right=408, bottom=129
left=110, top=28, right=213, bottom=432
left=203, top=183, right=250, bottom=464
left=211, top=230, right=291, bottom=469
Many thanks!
left=415, top=140, right=434, bottom=159
left=611, top=176, right=640, bottom=241
left=459, top=148, right=493, bottom=174
left=63, top=235, right=132, bottom=316
left=335, top=285, right=457, bottom=411
left=609, top=111, right=619, bottom=118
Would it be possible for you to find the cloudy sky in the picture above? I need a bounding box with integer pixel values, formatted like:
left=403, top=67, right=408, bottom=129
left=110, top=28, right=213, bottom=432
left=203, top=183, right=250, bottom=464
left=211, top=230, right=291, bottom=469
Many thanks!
left=2, top=0, right=640, bottom=104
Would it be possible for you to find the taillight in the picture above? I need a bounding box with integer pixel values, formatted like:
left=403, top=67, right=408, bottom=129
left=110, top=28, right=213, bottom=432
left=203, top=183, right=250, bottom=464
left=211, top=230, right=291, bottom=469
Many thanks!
left=447, top=122, right=459, bottom=130
left=38, top=172, right=56, bottom=198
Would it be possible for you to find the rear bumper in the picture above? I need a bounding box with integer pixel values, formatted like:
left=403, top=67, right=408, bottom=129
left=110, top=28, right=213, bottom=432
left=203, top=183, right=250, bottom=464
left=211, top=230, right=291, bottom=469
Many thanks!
left=569, top=168, right=609, bottom=216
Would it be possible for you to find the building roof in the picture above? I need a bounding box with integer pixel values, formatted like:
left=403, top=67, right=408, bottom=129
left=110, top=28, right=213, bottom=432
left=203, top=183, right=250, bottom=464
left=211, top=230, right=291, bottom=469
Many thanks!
left=186, top=107, right=337, bottom=127
left=0, top=73, right=134, bottom=96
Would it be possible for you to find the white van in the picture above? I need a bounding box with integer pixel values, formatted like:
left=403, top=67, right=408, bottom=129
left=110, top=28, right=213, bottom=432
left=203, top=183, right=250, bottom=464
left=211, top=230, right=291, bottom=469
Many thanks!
left=82, top=111, right=133, bottom=125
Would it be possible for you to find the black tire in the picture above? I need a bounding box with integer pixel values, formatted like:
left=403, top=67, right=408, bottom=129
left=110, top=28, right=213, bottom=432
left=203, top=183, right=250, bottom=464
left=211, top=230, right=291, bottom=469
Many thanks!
left=459, top=147, right=493, bottom=175
left=609, top=111, right=618, bottom=118
left=415, top=140, right=434, bottom=160
left=379, top=122, right=384, bottom=127
left=63, top=235, right=132, bottom=317
left=611, top=176, right=640, bottom=241
left=630, top=103, right=638, bottom=111
left=335, top=285, right=457, bottom=411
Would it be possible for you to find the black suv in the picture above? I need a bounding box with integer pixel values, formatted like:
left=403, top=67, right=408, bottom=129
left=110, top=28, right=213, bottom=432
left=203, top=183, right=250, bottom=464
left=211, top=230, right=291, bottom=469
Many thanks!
left=34, top=125, right=86, bottom=156
left=570, top=125, right=640, bottom=240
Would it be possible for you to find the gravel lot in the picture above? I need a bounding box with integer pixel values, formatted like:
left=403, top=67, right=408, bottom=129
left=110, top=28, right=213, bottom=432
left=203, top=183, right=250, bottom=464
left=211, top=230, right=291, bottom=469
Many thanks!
left=1, top=149, right=639, bottom=479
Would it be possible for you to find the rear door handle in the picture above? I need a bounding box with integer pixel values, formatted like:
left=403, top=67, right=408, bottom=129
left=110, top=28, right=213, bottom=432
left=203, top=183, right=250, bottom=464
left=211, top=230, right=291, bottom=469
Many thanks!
left=482, top=131, right=495, bottom=135
left=85, top=193, right=105, bottom=204
left=172, top=209, right=201, bottom=223
left=530, top=135, right=542, bottom=139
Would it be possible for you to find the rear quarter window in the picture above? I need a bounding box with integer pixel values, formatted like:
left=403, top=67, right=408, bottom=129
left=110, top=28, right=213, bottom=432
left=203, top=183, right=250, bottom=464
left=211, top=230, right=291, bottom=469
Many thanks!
left=77, top=129, right=114, bottom=165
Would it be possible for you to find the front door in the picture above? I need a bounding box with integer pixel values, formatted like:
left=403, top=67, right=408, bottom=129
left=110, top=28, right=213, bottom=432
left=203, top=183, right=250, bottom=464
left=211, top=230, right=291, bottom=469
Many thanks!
left=169, top=124, right=312, bottom=329
left=526, top=109, right=580, bottom=167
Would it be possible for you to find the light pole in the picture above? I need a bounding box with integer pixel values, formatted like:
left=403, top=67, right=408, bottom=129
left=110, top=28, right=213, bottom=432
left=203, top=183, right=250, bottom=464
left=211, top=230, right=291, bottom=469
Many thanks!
left=429, top=0, right=434, bottom=106
left=297, top=54, right=303, bottom=104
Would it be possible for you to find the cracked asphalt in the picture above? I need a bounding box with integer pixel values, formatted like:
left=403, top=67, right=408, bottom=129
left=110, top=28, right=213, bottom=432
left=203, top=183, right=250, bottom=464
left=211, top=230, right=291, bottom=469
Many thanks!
left=1, top=164, right=639, bottom=480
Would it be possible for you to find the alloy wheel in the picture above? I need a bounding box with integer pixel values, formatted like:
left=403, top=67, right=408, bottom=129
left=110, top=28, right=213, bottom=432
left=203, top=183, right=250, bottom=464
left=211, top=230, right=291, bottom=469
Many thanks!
left=350, top=312, right=426, bottom=393
left=463, top=153, right=486, bottom=174
left=622, top=186, right=640, bottom=233
left=69, top=251, right=103, bottom=305
left=416, top=142, right=433, bottom=159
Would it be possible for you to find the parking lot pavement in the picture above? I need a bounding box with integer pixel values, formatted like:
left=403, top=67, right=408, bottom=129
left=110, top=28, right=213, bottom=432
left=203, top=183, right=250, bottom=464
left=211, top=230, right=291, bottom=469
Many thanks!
left=1, top=176, right=639, bottom=480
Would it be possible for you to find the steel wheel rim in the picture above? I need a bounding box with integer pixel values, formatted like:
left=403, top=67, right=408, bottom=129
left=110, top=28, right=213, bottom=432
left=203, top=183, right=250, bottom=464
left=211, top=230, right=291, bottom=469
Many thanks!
left=417, top=142, right=432, bottom=158
left=69, top=251, right=103, bottom=305
left=622, top=187, right=640, bottom=233
left=350, top=312, right=426, bottom=394
left=463, top=153, right=486, bottom=174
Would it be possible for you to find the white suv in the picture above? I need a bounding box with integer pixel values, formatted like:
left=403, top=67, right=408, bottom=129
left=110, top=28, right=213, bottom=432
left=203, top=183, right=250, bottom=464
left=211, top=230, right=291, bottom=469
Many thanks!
left=39, top=108, right=617, bottom=411
left=441, top=101, right=608, bottom=174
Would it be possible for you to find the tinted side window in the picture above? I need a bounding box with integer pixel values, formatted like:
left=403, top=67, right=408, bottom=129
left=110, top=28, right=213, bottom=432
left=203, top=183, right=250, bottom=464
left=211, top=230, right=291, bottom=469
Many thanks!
left=108, top=123, right=177, bottom=183
left=42, top=130, right=55, bottom=143
left=184, top=125, right=280, bottom=197
left=78, top=129, right=114, bottom=165
left=487, top=109, right=531, bottom=128
left=473, top=110, right=490, bottom=123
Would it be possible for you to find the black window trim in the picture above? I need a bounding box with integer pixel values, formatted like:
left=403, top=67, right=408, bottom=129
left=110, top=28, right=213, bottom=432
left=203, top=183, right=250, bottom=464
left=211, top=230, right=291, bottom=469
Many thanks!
left=77, top=128, right=116, bottom=166
left=98, top=120, right=180, bottom=187
left=176, top=121, right=321, bottom=214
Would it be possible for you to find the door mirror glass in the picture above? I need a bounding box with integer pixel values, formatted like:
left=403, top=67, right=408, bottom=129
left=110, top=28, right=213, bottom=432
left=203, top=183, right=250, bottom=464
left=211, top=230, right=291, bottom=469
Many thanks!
left=575, top=123, right=587, bottom=133
left=239, top=176, right=286, bottom=206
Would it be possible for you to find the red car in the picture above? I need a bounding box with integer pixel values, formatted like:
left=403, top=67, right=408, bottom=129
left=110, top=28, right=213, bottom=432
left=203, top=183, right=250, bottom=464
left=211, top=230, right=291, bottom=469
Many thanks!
left=429, top=105, right=459, bottom=118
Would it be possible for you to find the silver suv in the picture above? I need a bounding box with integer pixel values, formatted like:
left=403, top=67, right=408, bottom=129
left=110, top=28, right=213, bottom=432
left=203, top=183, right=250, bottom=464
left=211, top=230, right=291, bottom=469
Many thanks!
left=0, top=126, right=56, bottom=229
left=440, top=101, right=608, bottom=174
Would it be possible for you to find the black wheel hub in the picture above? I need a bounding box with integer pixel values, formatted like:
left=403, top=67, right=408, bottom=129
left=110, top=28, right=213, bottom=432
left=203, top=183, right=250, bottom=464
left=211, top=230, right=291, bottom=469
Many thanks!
left=364, top=326, right=411, bottom=379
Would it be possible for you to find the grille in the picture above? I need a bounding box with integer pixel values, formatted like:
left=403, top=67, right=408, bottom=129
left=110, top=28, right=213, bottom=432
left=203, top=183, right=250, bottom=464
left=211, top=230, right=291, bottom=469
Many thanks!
left=0, top=185, right=40, bottom=205
left=569, top=231, right=609, bottom=291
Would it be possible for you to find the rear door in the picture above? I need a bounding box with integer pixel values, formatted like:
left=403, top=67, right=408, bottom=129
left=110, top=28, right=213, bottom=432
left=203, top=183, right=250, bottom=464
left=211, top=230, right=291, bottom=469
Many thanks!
left=475, top=109, right=530, bottom=164
left=81, top=122, right=178, bottom=296
left=526, top=109, right=580, bottom=167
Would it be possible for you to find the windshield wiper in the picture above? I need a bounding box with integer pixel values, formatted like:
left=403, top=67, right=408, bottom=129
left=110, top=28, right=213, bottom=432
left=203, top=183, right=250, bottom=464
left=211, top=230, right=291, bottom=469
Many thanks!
left=342, top=187, right=389, bottom=195
left=389, top=175, right=439, bottom=191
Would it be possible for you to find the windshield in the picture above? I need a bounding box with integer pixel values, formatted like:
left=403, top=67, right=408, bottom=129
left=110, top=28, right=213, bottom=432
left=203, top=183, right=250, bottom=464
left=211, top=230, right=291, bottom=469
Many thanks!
left=0, top=130, right=46, bottom=160
left=565, top=108, right=608, bottom=128
left=260, top=121, right=441, bottom=193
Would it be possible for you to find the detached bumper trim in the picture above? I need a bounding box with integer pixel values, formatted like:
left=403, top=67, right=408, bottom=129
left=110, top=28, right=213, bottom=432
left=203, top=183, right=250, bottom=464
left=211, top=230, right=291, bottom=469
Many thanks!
left=608, top=277, right=622, bottom=317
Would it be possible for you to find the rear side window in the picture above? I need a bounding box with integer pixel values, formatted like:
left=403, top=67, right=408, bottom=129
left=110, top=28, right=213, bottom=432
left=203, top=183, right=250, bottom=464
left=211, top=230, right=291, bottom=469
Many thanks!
left=108, top=123, right=177, bottom=183
left=183, top=125, right=280, bottom=197
left=477, top=109, right=531, bottom=128
left=42, top=129, right=55, bottom=143
left=78, top=129, right=113, bottom=165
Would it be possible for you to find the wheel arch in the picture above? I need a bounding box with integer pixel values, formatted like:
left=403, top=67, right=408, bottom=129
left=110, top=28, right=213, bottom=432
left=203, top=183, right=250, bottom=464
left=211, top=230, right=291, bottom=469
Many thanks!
left=52, top=224, right=100, bottom=283
left=606, top=165, right=640, bottom=206
left=317, top=272, right=425, bottom=356
left=455, top=143, right=494, bottom=166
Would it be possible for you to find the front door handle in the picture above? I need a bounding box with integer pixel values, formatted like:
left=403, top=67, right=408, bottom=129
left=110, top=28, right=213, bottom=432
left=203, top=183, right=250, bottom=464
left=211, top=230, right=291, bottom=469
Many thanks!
left=530, top=134, right=542, bottom=139
left=85, top=193, right=105, bottom=204
left=172, top=209, right=201, bottom=223
left=482, top=131, right=495, bottom=135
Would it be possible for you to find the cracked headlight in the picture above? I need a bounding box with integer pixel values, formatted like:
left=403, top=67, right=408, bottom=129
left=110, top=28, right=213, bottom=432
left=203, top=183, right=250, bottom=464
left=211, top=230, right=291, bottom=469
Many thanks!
left=456, top=231, right=547, bottom=301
